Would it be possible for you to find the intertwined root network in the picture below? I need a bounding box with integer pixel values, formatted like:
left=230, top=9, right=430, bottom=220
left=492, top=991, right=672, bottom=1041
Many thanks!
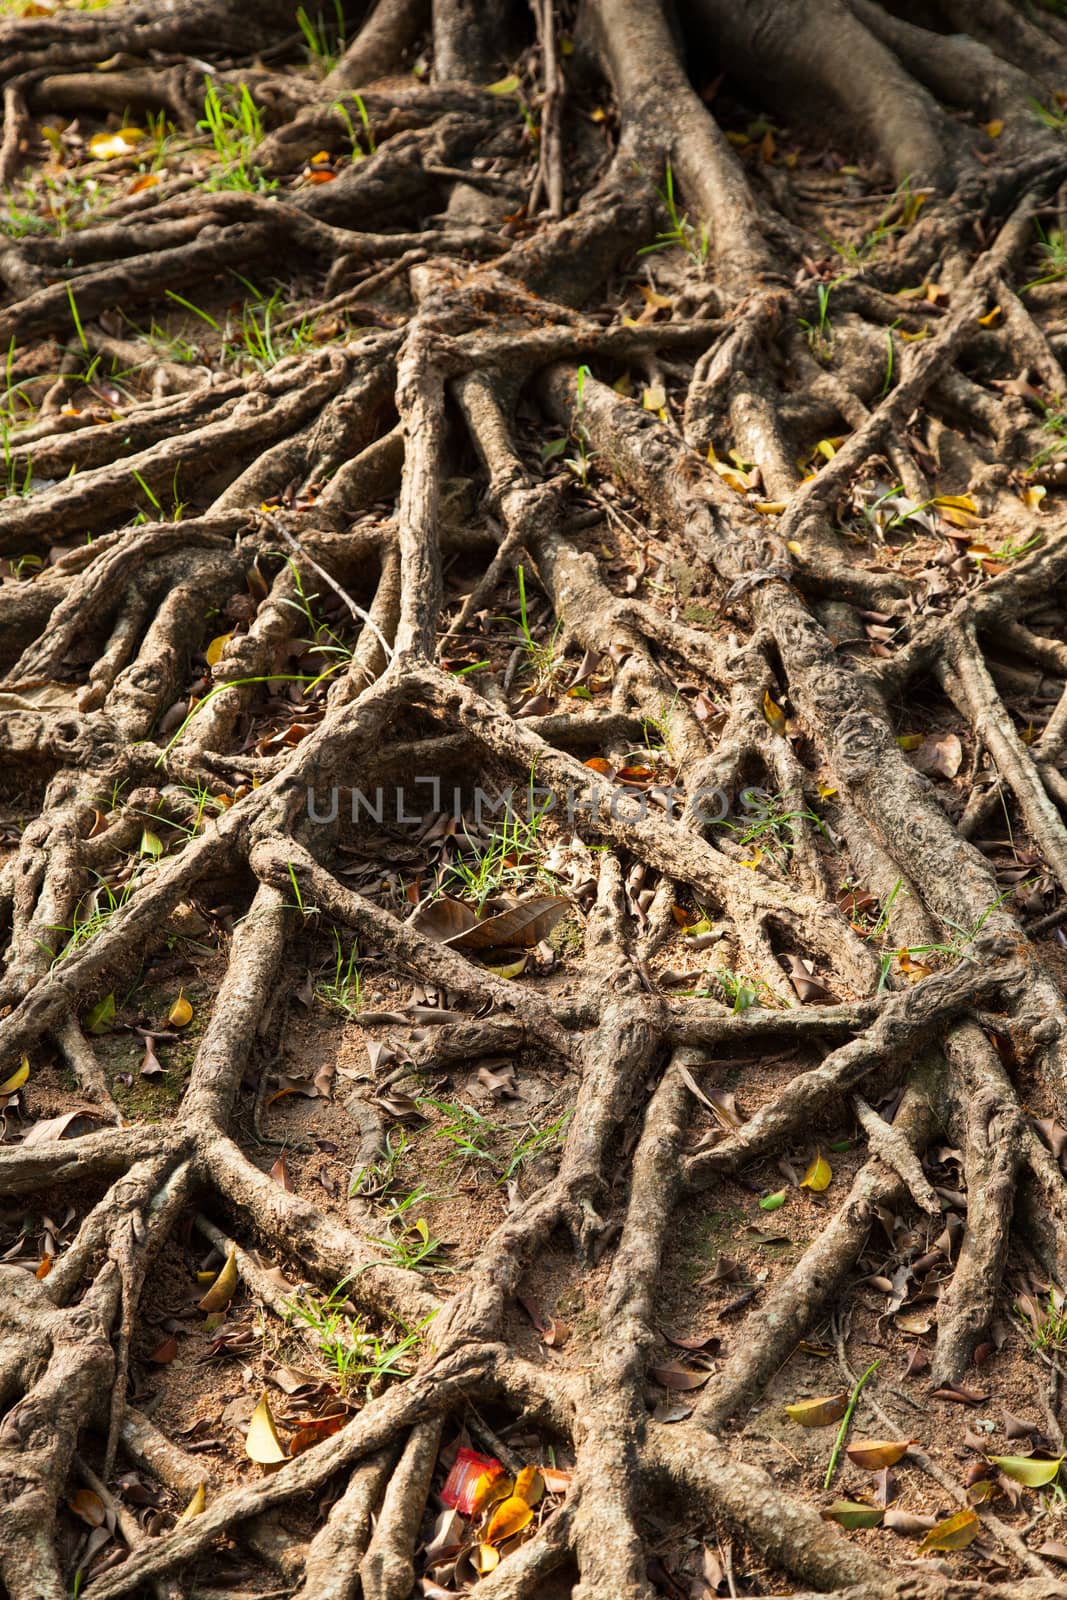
left=6, top=0, right=1067, bottom=1596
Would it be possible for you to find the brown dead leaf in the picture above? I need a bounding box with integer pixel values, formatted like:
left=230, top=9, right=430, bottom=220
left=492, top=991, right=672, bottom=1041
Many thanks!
left=912, top=732, right=963, bottom=780
left=269, top=1153, right=293, bottom=1191
left=652, top=1361, right=713, bottom=1391
left=451, top=896, right=570, bottom=952
left=781, top=953, right=834, bottom=1003
left=69, top=1489, right=106, bottom=1527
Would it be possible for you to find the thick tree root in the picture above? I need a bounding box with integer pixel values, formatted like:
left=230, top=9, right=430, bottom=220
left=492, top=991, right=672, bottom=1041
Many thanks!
left=3, top=1, right=1067, bottom=1597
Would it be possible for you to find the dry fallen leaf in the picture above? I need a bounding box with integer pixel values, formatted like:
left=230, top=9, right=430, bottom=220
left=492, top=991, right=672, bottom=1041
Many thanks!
left=269, top=1152, right=293, bottom=1191
left=485, top=1493, right=534, bottom=1543
left=800, top=1152, right=832, bottom=1192
left=198, top=1243, right=238, bottom=1313
left=763, top=689, right=787, bottom=734
left=0, top=1056, right=30, bottom=1095
left=915, top=1507, right=980, bottom=1553
left=784, top=1393, right=848, bottom=1427
left=652, top=1360, right=713, bottom=1391
left=245, top=1390, right=288, bottom=1465
left=88, top=127, right=145, bottom=159
left=174, top=1481, right=206, bottom=1526
left=68, top=1488, right=106, bottom=1527
left=845, top=1438, right=915, bottom=1471
left=169, top=990, right=193, bottom=1027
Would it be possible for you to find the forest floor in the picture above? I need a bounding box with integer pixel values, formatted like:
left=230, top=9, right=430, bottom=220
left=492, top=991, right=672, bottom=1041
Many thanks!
left=8, top=1, right=1067, bottom=1598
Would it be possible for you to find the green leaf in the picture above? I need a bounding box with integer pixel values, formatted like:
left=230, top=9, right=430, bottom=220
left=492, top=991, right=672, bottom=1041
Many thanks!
left=821, top=1501, right=884, bottom=1530
left=140, top=829, right=163, bottom=859
left=86, top=992, right=116, bottom=1034
left=541, top=437, right=568, bottom=462
left=485, top=74, right=520, bottom=94
left=759, top=1188, right=788, bottom=1211
left=988, top=1454, right=1063, bottom=1487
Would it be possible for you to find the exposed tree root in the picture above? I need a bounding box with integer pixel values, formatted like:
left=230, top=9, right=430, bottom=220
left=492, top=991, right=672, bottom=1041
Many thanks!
left=3, top=1, right=1067, bottom=1597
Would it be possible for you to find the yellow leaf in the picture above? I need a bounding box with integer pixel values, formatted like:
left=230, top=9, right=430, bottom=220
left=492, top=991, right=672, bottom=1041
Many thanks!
left=784, top=1393, right=849, bottom=1427
left=754, top=501, right=788, bottom=514
left=815, top=438, right=838, bottom=461
left=898, top=950, right=932, bottom=981
left=1024, top=485, right=1047, bottom=512
left=140, top=828, right=163, bottom=859
left=987, top=1454, right=1062, bottom=1487
left=471, top=1470, right=510, bottom=1517
left=642, top=384, right=667, bottom=412
left=169, top=990, right=193, bottom=1027
left=486, top=1494, right=534, bottom=1543
left=0, top=1056, right=30, bottom=1095
left=712, top=461, right=750, bottom=493
left=198, top=1243, right=238, bottom=1313
left=941, top=507, right=982, bottom=529
left=485, top=74, right=520, bottom=94
left=763, top=690, right=787, bottom=735
left=88, top=128, right=145, bottom=159
left=896, top=732, right=923, bottom=750
left=934, top=489, right=979, bottom=508
left=476, top=1544, right=500, bottom=1574
left=786, top=540, right=805, bottom=557
left=915, top=1508, right=980, bottom=1554
left=706, top=442, right=719, bottom=463
left=899, top=328, right=930, bottom=343
left=977, top=305, right=1002, bottom=327
left=245, top=1390, right=288, bottom=1464
left=639, top=285, right=673, bottom=310
left=846, top=1438, right=915, bottom=1470
left=984, top=119, right=1004, bottom=138
left=482, top=954, right=527, bottom=979
left=175, top=1482, right=206, bottom=1526
left=206, top=632, right=232, bottom=667
left=739, top=847, right=763, bottom=870
left=817, top=781, right=837, bottom=798
left=800, top=1152, right=832, bottom=1192
left=514, top=1465, right=544, bottom=1507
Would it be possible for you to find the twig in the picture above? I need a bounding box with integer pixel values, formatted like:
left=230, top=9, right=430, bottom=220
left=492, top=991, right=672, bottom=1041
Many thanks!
left=261, top=511, right=396, bottom=665
left=824, top=1357, right=879, bottom=1490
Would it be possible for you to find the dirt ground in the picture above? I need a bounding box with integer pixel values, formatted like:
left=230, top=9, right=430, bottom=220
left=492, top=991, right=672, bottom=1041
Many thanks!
left=7, top=1, right=1067, bottom=1599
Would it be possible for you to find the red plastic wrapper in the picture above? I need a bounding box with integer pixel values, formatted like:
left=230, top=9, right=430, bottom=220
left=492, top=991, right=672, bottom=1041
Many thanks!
left=440, top=1448, right=503, bottom=1515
